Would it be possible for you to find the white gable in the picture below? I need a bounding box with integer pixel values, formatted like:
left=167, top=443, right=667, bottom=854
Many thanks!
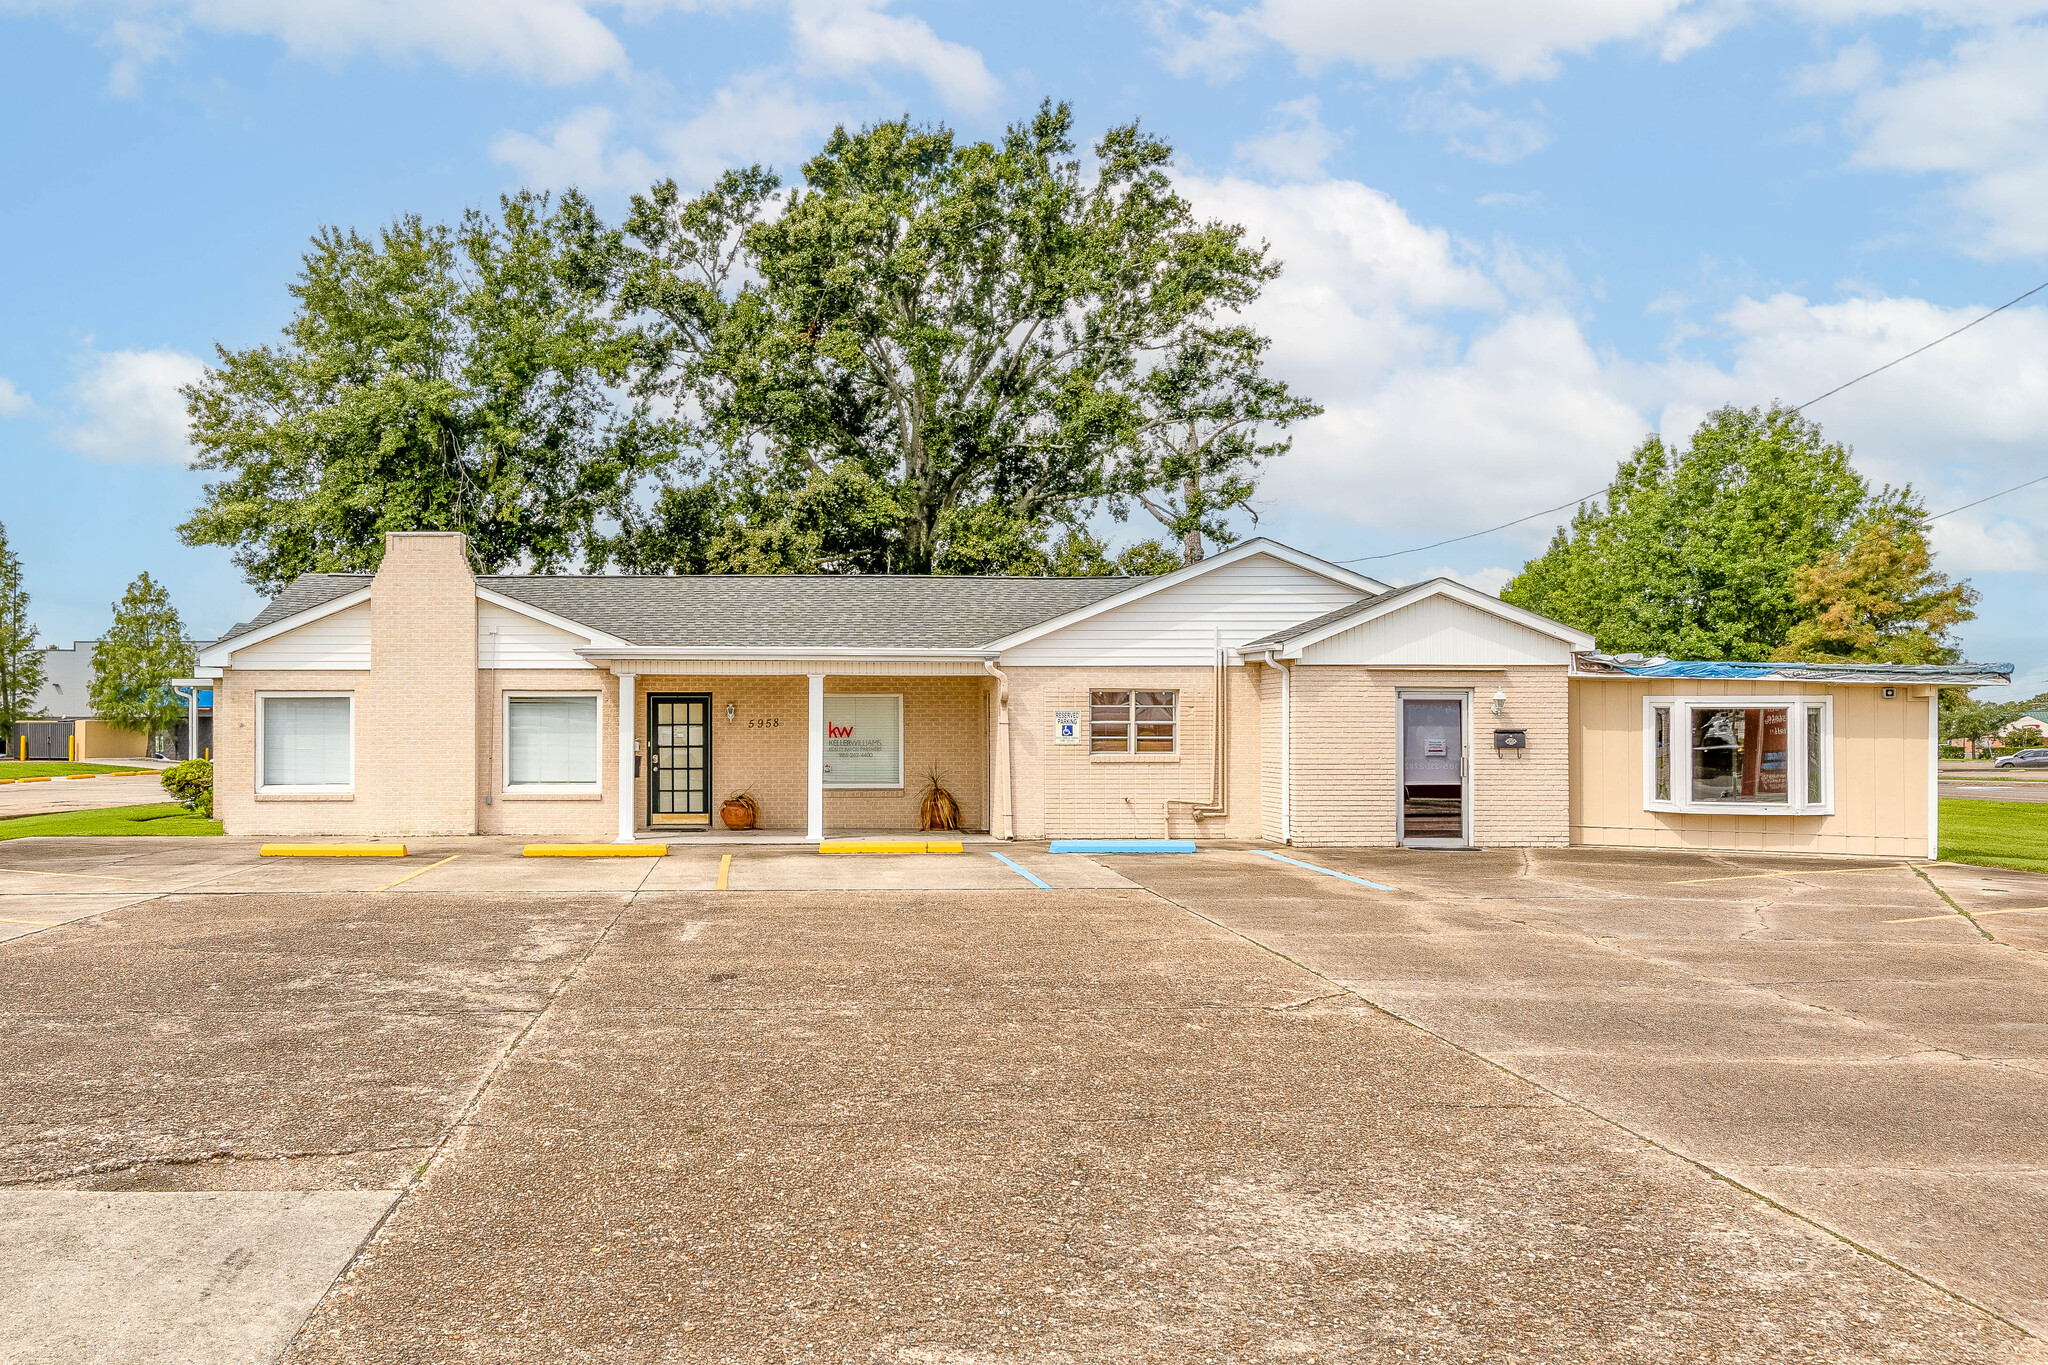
left=227, top=601, right=372, bottom=670
left=1297, top=594, right=1576, bottom=667
left=478, top=601, right=597, bottom=669
left=998, top=551, right=1370, bottom=667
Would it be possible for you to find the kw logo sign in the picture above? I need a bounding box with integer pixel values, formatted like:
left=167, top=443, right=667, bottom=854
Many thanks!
left=827, top=723, right=855, bottom=739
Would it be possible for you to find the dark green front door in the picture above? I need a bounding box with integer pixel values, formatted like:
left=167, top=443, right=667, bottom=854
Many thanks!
left=648, top=693, right=711, bottom=827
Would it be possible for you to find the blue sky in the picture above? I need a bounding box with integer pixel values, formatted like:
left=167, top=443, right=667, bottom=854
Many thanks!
left=2, top=0, right=2043, bottom=688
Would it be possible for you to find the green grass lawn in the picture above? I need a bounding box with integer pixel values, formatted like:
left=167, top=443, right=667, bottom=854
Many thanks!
left=1940, top=798, right=2048, bottom=875
left=0, top=802, right=221, bottom=840
left=0, top=761, right=155, bottom=780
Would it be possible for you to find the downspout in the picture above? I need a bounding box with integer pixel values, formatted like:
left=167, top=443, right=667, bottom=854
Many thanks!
left=1167, top=630, right=1231, bottom=832
left=1266, top=650, right=1293, bottom=845
left=983, top=658, right=1014, bottom=840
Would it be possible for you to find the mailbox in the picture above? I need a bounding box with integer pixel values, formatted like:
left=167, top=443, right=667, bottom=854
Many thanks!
left=1493, top=728, right=1527, bottom=750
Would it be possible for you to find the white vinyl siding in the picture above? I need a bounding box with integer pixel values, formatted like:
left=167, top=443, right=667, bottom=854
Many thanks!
left=1000, top=554, right=1370, bottom=667
left=230, top=602, right=372, bottom=671
left=258, top=694, right=353, bottom=791
left=479, top=602, right=599, bottom=669
left=1297, top=595, right=1578, bottom=667
left=505, top=693, right=601, bottom=788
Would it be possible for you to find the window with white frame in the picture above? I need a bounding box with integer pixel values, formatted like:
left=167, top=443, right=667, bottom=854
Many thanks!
left=1645, top=696, right=1831, bottom=814
left=258, top=693, right=354, bottom=792
left=505, top=693, right=601, bottom=790
left=1089, top=689, right=1177, bottom=754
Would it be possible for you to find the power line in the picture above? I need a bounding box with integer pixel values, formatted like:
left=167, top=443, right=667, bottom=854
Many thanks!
left=1336, top=277, right=2048, bottom=564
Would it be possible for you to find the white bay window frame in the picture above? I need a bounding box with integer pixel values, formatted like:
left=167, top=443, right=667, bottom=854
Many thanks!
left=502, top=690, right=604, bottom=795
left=255, top=691, right=355, bottom=795
left=1644, top=694, right=1834, bottom=816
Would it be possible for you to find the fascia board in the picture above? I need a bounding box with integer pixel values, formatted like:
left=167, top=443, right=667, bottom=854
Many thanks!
left=1279, top=580, right=1597, bottom=658
left=574, top=646, right=999, bottom=662
left=981, top=538, right=1391, bottom=654
left=476, top=586, right=630, bottom=649
left=197, top=587, right=373, bottom=668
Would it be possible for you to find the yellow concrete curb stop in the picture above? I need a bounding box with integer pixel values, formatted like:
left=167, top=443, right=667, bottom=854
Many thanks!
left=260, top=844, right=409, bottom=858
left=819, top=839, right=964, bottom=854
left=523, top=843, right=668, bottom=857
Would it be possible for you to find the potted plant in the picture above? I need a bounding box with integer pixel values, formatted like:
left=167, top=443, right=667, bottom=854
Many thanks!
left=919, top=770, right=960, bottom=833
left=720, top=790, right=760, bottom=830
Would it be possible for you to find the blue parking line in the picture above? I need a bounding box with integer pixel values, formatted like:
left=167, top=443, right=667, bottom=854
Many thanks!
left=989, top=851, right=1052, bottom=889
left=1254, top=849, right=1392, bottom=890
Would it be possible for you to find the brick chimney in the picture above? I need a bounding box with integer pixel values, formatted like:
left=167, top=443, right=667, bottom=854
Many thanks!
left=365, top=532, right=478, bottom=834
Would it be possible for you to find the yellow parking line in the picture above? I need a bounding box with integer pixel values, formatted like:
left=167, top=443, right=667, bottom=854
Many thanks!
left=0, top=867, right=147, bottom=882
left=1673, top=863, right=1923, bottom=884
left=377, top=854, right=459, bottom=892
left=1885, top=905, right=2048, bottom=924
left=0, top=917, right=61, bottom=926
left=716, top=853, right=731, bottom=890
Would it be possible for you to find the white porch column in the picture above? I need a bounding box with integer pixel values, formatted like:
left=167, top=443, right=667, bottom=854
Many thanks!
left=615, top=670, right=638, bottom=843
left=806, top=671, right=826, bottom=843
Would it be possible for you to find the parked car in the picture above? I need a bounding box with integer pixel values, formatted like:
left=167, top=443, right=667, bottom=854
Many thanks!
left=1993, top=748, right=2048, bottom=769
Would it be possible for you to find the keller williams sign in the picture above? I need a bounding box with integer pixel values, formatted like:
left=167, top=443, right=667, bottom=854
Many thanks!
left=822, top=694, right=904, bottom=788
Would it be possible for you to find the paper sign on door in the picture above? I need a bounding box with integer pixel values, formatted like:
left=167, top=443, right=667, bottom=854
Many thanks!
left=1424, top=728, right=1447, bottom=758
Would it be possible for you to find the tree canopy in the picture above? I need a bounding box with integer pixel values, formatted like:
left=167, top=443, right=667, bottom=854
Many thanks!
left=1500, top=405, right=1975, bottom=662
left=0, top=521, right=44, bottom=731
left=618, top=101, right=1297, bottom=574
left=89, top=573, right=193, bottom=747
left=181, top=190, right=675, bottom=594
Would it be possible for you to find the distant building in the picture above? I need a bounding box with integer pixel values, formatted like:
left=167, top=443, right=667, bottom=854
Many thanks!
left=8, top=640, right=213, bottom=762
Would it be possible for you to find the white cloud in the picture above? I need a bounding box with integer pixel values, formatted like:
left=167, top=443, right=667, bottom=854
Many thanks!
left=40, top=0, right=634, bottom=88
left=1231, top=96, right=1340, bottom=180
left=1153, top=0, right=2048, bottom=83
left=54, top=347, right=206, bottom=464
left=490, top=106, right=660, bottom=191
left=1402, top=85, right=1550, bottom=163
left=0, top=378, right=33, bottom=418
left=1835, top=24, right=2048, bottom=256
left=787, top=0, right=997, bottom=110
left=1403, top=564, right=1517, bottom=593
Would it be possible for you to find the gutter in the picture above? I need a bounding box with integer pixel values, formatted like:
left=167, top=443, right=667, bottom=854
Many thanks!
left=574, top=646, right=1000, bottom=664
left=983, top=660, right=1014, bottom=841
left=1166, top=631, right=1231, bottom=830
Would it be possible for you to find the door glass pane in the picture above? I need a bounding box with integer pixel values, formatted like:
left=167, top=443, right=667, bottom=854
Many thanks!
left=1690, top=707, right=1789, bottom=804
left=1402, top=699, right=1463, bottom=840
left=1807, top=705, right=1824, bottom=804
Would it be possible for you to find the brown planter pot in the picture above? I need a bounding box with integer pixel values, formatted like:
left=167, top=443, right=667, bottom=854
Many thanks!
left=720, top=797, right=758, bottom=831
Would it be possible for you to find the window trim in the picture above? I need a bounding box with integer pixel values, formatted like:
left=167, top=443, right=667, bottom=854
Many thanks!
left=255, top=691, right=355, bottom=795
left=1087, top=687, right=1179, bottom=756
left=822, top=692, right=906, bottom=790
left=502, top=690, right=605, bottom=795
left=1643, top=694, right=1834, bottom=816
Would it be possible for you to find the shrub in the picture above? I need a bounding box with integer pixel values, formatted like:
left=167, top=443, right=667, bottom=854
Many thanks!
left=161, top=759, right=213, bottom=819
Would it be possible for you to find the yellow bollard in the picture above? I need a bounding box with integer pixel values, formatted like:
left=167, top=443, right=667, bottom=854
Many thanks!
left=68, top=733, right=76, bottom=762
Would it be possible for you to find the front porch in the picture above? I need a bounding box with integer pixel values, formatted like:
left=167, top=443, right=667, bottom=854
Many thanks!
left=585, top=656, right=1003, bottom=843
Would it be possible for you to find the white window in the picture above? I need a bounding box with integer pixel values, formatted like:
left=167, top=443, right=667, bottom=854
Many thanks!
left=505, top=692, right=601, bottom=791
left=1089, top=690, right=1178, bottom=754
left=1645, top=696, right=1832, bottom=815
left=258, top=693, right=354, bottom=792
left=823, top=694, right=903, bottom=788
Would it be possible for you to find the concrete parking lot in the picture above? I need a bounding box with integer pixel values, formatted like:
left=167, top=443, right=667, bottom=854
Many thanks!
left=2, top=837, right=2045, bottom=1362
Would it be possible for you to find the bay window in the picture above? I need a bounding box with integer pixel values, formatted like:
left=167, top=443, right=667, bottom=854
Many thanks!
left=1644, top=696, right=1832, bottom=815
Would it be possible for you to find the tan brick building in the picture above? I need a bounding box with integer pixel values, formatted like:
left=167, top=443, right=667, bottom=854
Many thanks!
left=198, top=531, right=2007, bottom=857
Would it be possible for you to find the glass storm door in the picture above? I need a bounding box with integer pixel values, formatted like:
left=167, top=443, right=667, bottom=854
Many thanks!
left=648, top=693, right=711, bottom=827
left=1400, top=695, right=1467, bottom=847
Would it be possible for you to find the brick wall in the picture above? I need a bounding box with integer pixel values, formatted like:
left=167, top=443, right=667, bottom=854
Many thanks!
left=1286, top=665, right=1570, bottom=848
left=364, top=534, right=478, bottom=835
left=477, top=669, right=617, bottom=840
left=214, top=668, right=374, bottom=836
left=1003, top=665, right=1264, bottom=841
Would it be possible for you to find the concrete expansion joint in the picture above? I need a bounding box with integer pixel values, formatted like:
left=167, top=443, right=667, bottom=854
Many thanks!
left=1265, top=990, right=1347, bottom=1012
left=5, top=1142, right=434, bottom=1188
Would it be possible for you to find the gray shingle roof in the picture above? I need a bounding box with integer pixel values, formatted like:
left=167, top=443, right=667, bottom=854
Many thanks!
left=480, top=573, right=1144, bottom=650
left=208, top=574, right=373, bottom=650
left=1240, top=583, right=1403, bottom=649
left=212, top=570, right=1147, bottom=653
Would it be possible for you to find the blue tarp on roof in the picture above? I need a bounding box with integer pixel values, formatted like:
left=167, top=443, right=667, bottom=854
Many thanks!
left=1576, top=654, right=2012, bottom=685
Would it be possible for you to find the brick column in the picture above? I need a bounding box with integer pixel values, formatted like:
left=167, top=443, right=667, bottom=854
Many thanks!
left=366, top=532, right=477, bottom=834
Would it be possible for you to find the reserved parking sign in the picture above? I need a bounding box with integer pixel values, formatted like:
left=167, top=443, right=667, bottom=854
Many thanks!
left=1054, top=709, right=1082, bottom=744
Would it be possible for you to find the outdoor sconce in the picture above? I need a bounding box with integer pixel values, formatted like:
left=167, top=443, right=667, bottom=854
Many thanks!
left=726, top=702, right=737, bottom=723
left=1491, top=689, right=1508, bottom=716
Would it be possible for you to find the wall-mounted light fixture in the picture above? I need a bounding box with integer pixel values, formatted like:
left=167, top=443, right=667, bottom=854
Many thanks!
left=726, top=702, right=737, bottom=722
left=1491, top=689, right=1507, bottom=716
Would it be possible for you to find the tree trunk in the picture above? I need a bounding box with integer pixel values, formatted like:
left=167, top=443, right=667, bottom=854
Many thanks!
left=1181, top=476, right=1204, bottom=565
